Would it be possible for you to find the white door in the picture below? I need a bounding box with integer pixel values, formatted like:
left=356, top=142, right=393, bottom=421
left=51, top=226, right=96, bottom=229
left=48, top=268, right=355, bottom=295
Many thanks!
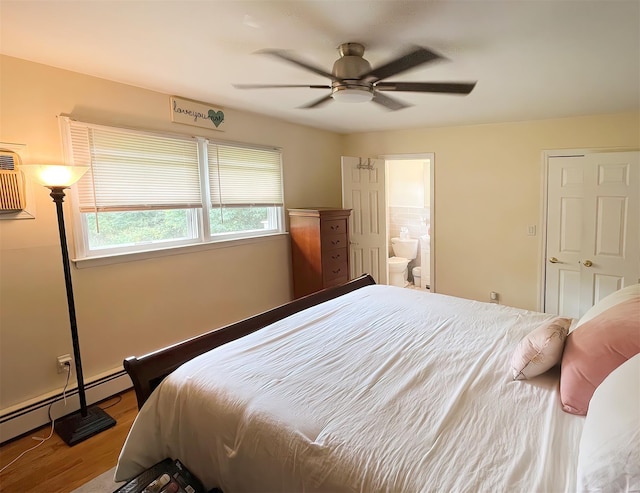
left=545, top=151, right=639, bottom=318
left=341, top=156, right=387, bottom=284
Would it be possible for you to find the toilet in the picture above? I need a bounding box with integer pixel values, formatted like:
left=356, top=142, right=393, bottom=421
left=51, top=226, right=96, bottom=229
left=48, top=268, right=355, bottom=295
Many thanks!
left=388, top=236, right=419, bottom=287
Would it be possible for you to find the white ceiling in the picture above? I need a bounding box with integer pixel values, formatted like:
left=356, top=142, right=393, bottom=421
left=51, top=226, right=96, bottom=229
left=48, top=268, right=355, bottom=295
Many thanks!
left=1, top=1, right=639, bottom=134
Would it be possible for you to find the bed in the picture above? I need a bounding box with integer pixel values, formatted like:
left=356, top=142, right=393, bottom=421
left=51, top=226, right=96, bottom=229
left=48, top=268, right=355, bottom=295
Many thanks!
left=115, top=276, right=640, bottom=492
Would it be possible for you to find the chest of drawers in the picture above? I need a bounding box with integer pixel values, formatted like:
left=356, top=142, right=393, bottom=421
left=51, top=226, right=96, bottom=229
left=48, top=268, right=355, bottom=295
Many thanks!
left=288, top=208, right=351, bottom=298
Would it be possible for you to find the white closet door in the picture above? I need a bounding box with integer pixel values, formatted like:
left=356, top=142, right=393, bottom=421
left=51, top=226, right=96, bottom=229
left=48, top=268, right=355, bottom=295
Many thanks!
left=545, top=151, right=639, bottom=318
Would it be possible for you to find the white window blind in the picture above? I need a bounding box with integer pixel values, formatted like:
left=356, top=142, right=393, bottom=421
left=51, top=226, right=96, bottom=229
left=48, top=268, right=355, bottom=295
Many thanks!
left=68, top=121, right=201, bottom=212
left=207, top=142, right=283, bottom=207
left=60, top=116, right=286, bottom=260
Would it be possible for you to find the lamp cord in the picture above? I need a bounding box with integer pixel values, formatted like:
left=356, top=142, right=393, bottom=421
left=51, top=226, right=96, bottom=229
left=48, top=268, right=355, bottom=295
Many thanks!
left=0, top=364, right=71, bottom=474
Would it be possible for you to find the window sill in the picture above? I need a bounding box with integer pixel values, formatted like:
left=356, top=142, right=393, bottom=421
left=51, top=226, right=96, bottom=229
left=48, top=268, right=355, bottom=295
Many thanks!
left=73, top=232, right=289, bottom=269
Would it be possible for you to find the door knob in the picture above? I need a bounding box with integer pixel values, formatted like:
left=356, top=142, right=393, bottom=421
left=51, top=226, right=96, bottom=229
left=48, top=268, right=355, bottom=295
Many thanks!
left=549, top=257, right=560, bottom=263
left=581, top=260, right=593, bottom=267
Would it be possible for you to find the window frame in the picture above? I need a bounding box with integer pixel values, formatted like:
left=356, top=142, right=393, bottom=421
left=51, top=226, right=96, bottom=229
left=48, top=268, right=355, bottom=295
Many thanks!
left=59, top=117, right=285, bottom=265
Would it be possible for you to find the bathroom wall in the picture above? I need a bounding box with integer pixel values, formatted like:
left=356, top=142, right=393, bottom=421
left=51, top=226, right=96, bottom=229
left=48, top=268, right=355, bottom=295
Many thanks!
left=387, top=159, right=430, bottom=279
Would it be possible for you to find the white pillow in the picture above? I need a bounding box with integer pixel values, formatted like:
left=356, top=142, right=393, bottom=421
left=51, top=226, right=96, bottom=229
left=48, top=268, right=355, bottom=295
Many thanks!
left=572, top=283, right=640, bottom=332
left=576, top=354, right=640, bottom=492
left=510, top=317, right=571, bottom=380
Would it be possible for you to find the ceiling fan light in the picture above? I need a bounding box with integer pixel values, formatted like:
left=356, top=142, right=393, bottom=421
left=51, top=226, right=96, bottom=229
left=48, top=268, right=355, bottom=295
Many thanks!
left=332, top=86, right=373, bottom=103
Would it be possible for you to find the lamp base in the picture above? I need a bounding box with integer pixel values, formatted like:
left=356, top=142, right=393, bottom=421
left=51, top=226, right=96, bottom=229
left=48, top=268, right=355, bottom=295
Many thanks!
left=55, top=406, right=116, bottom=446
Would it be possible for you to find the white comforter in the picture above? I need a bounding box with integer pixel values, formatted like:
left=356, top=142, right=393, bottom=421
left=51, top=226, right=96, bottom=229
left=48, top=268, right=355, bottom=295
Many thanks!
left=116, top=285, right=584, bottom=492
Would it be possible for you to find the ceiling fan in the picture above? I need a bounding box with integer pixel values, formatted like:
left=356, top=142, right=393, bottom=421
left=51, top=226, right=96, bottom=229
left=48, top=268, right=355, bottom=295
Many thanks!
left=234, top=42, right=477, bottom=111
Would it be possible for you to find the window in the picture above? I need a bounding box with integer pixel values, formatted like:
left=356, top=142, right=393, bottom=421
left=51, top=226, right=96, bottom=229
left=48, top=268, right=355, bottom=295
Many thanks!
left=60, top=117, right=284, bottom=259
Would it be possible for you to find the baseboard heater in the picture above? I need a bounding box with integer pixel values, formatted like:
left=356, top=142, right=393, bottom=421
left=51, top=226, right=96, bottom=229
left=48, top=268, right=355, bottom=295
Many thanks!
left=0, top=367, right=132, bottom=445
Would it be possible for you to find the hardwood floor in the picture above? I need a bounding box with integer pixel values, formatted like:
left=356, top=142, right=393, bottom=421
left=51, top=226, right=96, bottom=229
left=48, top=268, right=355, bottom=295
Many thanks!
left=0, top=389, right=137, bottom=493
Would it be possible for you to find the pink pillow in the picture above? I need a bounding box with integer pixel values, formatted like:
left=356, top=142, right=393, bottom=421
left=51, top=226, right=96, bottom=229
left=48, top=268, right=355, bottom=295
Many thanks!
left=560, top=298, right=640, bottom=415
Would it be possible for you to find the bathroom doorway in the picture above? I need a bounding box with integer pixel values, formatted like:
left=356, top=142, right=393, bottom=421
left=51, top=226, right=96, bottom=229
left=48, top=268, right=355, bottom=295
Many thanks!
left=385, top=154, right=434, bottom=291
left=341, top=154, right=435, bottom=292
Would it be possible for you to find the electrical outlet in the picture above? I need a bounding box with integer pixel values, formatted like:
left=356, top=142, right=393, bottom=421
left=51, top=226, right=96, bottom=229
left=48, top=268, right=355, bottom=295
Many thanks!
left=490, top=291, right=499, bottom=303
left=57, top=354, right=72, bottom=373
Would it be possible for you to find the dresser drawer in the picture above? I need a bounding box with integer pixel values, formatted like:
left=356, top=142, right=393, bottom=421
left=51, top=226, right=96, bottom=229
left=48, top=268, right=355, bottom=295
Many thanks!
left=323, top=274, right=349, bottom=289
left=321, top=219, right=348, bottom=235
left=324, top=249, right=347, bottom=264
left=323, top=252, right=348, bottom=283
left=322, top=233, right=347, bottom=251
left=324, top=266, right=347, bottom=283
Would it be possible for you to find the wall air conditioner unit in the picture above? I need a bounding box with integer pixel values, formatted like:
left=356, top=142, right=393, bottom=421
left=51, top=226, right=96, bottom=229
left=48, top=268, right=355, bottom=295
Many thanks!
left=0, top=149, right=26, bottom=211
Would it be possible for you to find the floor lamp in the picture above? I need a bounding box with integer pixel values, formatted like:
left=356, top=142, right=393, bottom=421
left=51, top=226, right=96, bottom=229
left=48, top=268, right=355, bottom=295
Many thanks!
left=22, top=164, right=116, bottom=446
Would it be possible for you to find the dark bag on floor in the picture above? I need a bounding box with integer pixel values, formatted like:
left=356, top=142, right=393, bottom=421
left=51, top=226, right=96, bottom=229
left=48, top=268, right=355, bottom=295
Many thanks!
left=114, top=458, right=221, bottom=493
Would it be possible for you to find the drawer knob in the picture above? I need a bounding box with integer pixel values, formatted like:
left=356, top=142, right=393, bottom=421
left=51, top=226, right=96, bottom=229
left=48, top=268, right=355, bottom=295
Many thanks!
left=332, top=240, right=340, bottom=245
left=332, top=268, right=341, bottom=274
left=332, top=254, right=341, bottom=260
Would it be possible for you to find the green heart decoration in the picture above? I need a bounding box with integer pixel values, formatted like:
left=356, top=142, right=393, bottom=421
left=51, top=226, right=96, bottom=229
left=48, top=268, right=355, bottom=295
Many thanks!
left=208, top=110, right=225, bottom=128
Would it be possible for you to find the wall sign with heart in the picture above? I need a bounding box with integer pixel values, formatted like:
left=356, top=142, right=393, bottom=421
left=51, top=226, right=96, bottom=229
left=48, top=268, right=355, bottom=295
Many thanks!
left=207, top=110, right=225, bottom=128
left=170, top=96, right=226, bottom=131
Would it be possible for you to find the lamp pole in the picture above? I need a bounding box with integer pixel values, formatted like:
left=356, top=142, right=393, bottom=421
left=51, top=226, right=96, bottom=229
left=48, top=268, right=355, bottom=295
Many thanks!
left=50, top=186, right=88, bottom=416
left=46, top=185, right=116, bottom=446
left=21, top=164, right=116, bottom=445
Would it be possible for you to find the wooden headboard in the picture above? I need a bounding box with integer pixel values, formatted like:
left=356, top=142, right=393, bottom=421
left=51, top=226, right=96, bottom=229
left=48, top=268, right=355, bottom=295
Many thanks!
left=124, top=274, right=376, bottom=409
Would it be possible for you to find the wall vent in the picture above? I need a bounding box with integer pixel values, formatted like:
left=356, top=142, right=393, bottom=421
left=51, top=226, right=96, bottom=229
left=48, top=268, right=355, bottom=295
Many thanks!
left=0, top=150, right=26, bottom=211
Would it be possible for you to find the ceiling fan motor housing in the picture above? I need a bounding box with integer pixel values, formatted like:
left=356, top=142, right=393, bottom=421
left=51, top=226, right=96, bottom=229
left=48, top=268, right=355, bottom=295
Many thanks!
left=332, top=42, right=373, bottom=97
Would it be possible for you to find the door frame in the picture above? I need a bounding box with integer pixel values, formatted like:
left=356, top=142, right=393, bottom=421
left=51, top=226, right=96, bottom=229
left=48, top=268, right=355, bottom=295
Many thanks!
left=539, top=147, right=639, bottom=312
left=381, top=152, right=436, bottom=293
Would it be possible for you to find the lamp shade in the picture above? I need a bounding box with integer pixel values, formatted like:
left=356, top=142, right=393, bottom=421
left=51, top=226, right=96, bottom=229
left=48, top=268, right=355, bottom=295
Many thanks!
left=22, top=164, right=89, bottom=188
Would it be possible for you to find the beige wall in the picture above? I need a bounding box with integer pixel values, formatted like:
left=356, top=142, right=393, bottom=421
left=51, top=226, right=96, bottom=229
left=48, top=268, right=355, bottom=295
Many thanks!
left=343, top=113, right=640, bottom=309
left=0, top=56, right=343, bottom=410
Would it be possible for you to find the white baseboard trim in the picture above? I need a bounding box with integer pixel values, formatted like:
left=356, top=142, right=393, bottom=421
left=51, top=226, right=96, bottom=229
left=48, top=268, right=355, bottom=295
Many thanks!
left=0, top=367, right=132, bottom=444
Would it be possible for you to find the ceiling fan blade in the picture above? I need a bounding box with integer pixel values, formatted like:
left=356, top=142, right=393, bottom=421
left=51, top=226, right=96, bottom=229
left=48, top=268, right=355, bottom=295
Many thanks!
left=376, top=81, right=477, bottom=94
left=256, top=49, right=340, bottom=82
left=233, top=84, right=331, bottom=89
left=361, top=46, right=444, bottom=83
left=371, top=92, right=410, bottom=111
left=299, top=93, right=334, bottom=109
